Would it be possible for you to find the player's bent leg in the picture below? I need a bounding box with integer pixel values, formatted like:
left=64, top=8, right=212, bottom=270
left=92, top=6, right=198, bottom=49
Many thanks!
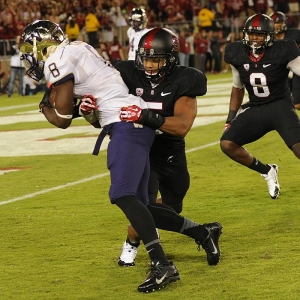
left=148, top=203, right=223, bottom=265
left=220, top=140, right=255, bottom=166
left=291, top=142, right=300, bottom=160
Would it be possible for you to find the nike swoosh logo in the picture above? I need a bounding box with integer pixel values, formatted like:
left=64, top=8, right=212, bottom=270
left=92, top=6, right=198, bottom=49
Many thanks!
left=210, top=238, right=218, bottom=255
left=156, top=271, right=168, bottom=285
left=161, top=92, right=171, bottom=96
left=263, top=64, right=271, bottom=68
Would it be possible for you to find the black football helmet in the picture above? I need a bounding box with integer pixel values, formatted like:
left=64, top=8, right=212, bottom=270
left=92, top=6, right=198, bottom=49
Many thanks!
left=269, top=11, right=287, bottom=35
left=243, top=14, right=274, bottom=54
left=135, top=28, right=179, bottom=81
left=129, top=8, right=148, bottom=31
left=19, top=20, right=66, bottom=81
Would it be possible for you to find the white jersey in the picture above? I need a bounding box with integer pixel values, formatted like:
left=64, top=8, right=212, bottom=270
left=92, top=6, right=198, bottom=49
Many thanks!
left=127, top=27, right=151, bottom=60
left=44, top=41, right=147, bottom=127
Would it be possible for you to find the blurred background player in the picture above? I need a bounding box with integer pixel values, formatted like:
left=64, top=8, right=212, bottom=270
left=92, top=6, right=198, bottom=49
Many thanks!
left=108, top=35, right=124, bottom=66
left=269, top=11, right=300, bottom=110
left=127, top=7, right=150, bottom=60
left=7, top=36, right=25, bottom=97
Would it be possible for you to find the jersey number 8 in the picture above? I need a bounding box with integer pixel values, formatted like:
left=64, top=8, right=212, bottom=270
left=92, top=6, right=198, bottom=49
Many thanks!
left=250, top=73, right=270, bottom=97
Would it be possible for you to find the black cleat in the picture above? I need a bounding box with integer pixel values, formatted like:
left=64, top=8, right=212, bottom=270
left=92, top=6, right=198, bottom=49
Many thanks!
left=196, top=222, right=223, bottom=266
left=138, top=261, right=180, bottom=293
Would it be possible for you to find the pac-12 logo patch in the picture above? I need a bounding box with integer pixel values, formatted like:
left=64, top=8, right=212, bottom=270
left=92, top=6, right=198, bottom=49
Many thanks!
left=243, top=64, right=249, bottom=71
left=136, top=88, right=144, bottom=97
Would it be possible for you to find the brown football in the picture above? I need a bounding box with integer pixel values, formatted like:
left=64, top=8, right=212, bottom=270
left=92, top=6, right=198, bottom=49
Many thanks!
left=49, top=86, right=56, bottom=107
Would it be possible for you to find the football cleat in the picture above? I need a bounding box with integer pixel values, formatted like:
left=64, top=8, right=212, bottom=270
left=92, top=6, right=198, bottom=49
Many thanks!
left=138, top=261, right=180, bottom=293
left=261, top=164, right=280, bottom=199
left=196, top=222, right=223, bottom=266
left=118, top=241, right=138, bottom=267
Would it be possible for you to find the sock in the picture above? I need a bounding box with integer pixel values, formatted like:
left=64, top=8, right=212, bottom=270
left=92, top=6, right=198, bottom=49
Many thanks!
left=126, top=236, right=140, bottom=248
left=248, top=157, right=270, bottom=174
left=145, top=242, right=168, bottom=265
left=182, top=222, right=208, bottom=242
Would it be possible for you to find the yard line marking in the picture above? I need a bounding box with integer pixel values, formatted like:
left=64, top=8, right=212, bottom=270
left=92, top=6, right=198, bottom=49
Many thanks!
left=0, top=172, right=109, bottom=206
left=185, top=141, right=220, bottom=153
left=0, top=140, right=220, bottom=206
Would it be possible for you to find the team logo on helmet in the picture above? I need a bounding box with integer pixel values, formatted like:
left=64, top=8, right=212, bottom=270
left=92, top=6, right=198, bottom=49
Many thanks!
left=172, top=35, right=179, bottom=51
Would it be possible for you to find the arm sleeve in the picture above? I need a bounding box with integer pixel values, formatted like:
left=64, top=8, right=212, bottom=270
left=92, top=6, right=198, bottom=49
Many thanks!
left=287, top=56, right=300, bottom=76
left=231, top=65, right=244, bottom=89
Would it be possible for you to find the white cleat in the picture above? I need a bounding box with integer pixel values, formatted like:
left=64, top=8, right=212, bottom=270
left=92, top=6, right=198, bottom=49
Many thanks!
left=261, top=164, right=280, bottom=199
left=118, top=241, right=138, bottom=267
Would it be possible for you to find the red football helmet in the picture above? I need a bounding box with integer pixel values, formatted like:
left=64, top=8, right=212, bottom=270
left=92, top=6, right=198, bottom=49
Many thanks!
left=269, top=11, right=288, bottom=35
left=243, top=14, right=274, bottom=54
left=135, top=28, right=179, bottom=81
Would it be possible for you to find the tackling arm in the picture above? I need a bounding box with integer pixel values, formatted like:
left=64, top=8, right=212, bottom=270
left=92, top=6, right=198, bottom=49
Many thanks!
left=159, top=96, right=197, bottom=138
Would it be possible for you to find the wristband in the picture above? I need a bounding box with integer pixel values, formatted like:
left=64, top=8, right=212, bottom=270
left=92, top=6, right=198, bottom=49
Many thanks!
left=226, top=110, right=237, bottom=123
left=139, top=109, right=165, bottom=129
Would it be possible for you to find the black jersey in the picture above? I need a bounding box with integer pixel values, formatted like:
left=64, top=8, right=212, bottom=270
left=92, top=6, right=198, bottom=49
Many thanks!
left=285, top=28, right=300, bottom=45
left=224, top=40, right=300, bottom=105
left=115, top=61, right=207, bottom=156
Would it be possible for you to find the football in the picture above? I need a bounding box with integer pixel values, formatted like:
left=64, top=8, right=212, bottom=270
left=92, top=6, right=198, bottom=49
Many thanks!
left=49, top=86, right=56, bottom=107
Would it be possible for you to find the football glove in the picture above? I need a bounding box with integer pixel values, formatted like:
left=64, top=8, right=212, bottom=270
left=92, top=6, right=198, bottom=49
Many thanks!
left=80, top=95, right=98, bottom=115
left=223, top=122, right=231, bottom=132
left=120, top=105, right=142, bottom=122
left=120, top=105, right=165, bottom=129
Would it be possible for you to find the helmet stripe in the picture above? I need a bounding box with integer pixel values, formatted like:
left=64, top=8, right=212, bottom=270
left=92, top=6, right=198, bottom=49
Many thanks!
left=252, top=14, right=261, bottom=27
left=144, top=28, right=160, bottom=49
left=271, top=12, right=278, bottom=21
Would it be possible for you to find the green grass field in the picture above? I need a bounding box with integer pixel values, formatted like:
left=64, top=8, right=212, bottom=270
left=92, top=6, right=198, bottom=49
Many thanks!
left=1, top=72, right=300, bottom=299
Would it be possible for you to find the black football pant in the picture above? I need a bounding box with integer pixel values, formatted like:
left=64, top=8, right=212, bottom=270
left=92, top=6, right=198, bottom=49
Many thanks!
left=149, top=149, right=190, bottom=214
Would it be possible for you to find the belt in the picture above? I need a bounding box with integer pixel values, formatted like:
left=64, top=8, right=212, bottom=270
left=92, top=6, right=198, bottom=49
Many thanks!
left=92, top=124, right=113, bottom=156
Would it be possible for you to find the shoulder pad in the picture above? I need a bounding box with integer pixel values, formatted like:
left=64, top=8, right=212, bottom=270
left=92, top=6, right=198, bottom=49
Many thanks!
left=172, top=67, right=207, bottom=97
left=272, top=39, right=300, bottom=61
left=224, top=42, right=246, bottom=65
left=285, top=28, right=300, bottom=44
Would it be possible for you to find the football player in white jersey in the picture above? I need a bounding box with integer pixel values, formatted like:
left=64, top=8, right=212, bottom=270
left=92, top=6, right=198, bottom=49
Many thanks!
left=127, top=8, right=151, bottom=60
left=19, top=20, right=180, bottom=293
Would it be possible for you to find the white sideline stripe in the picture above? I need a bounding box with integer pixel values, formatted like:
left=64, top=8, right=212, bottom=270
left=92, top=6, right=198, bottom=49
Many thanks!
left=185, top=141, right=219, bottom=153
left=0, top=140, right=219, bottom=206
left=0, top=172, right=109, bottom=206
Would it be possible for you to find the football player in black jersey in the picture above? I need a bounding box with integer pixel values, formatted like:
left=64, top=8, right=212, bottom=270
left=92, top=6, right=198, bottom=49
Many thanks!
left=221, top=14, right=300, bottom=200
left=116, top=28, right=222, bottom=267
left=269, top=11, right=300, bottom=110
